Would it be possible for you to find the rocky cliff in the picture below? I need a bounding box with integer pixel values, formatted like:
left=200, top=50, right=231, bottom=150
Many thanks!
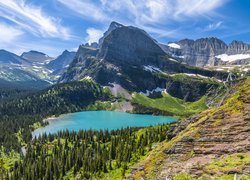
left=59, top=22, right=227, bottom=101
left=129, top=77, right=250, bottom=179
left=163, top=38, right=250, bottom=67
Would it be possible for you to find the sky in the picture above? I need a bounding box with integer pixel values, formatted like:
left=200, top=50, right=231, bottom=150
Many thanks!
left=0, top=0, right=250, bottom=57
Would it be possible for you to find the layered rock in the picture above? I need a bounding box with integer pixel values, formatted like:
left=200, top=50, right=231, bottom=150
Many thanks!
left=162, top=38, right=250, bottom=67
left=129, top=78, right=250, bottom=179
left=59, top=22, right=227, bottom=101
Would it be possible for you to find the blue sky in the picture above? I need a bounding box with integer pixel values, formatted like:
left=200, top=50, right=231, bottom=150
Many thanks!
left=0, top=0, right=250, bottom=57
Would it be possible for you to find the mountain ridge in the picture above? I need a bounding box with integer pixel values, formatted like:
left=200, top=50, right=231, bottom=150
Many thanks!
left=163, top=37, right=250, bottom=67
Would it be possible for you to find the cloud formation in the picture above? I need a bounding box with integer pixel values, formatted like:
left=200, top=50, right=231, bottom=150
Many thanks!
left=0, top=0, right=70, bottom=39
left=0, top=23, right=23, bottom=44
left=85, top=28, right=104, bottom=44
left=205, top=21, right=223, bottom=31
left=58, top=0, right=227, bottom=41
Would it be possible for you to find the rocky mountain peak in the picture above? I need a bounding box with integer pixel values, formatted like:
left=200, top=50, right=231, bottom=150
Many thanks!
left=164, top=37, right=250, bottom=67
left=98, top=21, right=124, bottom=47
left=109, top=21, right=124, bottom=29
left=46, top=50, right=76, bottom=72
left=227, top=40, right=250, bottom=54
left=98, top=25, right=166, bottom=66
left=21, top=50, right=53, bottom=63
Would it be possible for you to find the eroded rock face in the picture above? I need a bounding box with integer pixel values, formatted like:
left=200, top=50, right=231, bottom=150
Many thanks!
left=98, top=26, right=166, bottom=66
left=227, top=40, right=250, bottom=54
left=162, top=38, right=250, bottom=67
left=128, top=78, right=250, bottom=179
left=59, top=22, right=228, bottom=101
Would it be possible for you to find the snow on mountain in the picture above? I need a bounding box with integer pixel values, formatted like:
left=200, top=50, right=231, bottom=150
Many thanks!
left=216, top=54, right=250, bottom=62
left=167, top=43, right=181, bottom=49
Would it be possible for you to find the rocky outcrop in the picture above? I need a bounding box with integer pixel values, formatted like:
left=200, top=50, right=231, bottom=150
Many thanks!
left=162, top=38, right=250, bottom=67
left=98, top=26, right=165, bottom=66
left=46, top=50, right=76, bottom=73
left=59, top=22, right=228, bottom=101
left=227, top=40, right=250, bottom=54
left=128, top=78, right=250, bottom=179
left=21, top=50, right=53, bottom=63
left=98, top=21, right=124, bottom=47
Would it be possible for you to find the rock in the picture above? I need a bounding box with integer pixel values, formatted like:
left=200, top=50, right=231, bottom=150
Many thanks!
left=161, top=38, right=250, bottom=67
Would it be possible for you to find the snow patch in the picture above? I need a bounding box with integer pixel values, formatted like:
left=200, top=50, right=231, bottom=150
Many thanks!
left=168, top=43, right=181, bottom=49
left=143, top=65, right=163, bottom=73
left=140, top=87, right=167, bottom=96
left=84, top=76, right=92, bottom=80
left=216, top=54, right=250, bottom=62
left=169, top=58, right=178, bottom=62
left=182, top=73, right=210, bottom=79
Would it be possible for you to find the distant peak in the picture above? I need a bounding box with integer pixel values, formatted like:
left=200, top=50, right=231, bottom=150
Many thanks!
left=109, top=21, right=124, bottom=29
left=62, top=50, right=70, bottom=53
left=28, top=50, right=46, bottom=55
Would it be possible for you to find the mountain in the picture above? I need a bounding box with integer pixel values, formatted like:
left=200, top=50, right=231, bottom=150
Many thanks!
left=0, top=50, right=50, bottom=88
left=0, top=49, right=76, bottom=87
left=46, top=50, right=76, bottom=74
left=162, top=38, right=250, bottom=67
left=21, top=50, right=53, bottom=64
left=129, top=77, right=250, bottom=179
left=60, top=22, right=227, bottom=102
left=0, top=49, right=25, bottom=64
left=98, top=21, right=124, bottom=47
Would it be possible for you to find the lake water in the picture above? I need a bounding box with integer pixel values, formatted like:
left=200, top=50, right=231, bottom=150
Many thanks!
left=32, top=111, right=177, bottom=137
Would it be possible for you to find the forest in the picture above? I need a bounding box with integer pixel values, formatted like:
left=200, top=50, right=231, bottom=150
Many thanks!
left=4, top=125, right=170, bottom=179
left=0, top=80, right=112, bottom=152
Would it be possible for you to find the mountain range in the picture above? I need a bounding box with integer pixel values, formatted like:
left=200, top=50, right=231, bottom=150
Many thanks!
left=0, top=21, right=249, bottom=91
left=161, top=38, right=250, bottom=67
left=0, top=49, right=76, bottom=88
left=59, top=22, right=229, bottom=101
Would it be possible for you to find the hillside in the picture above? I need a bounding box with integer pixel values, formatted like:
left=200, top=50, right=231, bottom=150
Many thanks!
left=59, top=22, right=227, bottom=102
left=129, top=77, right=250, bottom=179
left=0, top=80, right=112, bottom=151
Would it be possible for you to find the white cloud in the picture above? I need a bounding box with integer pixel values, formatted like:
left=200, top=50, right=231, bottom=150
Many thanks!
left=205, top=21, right=223, bottom=31
left=58, top=0, right=227, bottom=38
left=0, top=23, right=23, bottom=44
left=57, top=0, right=110, bottom=22
left=0, top=0, right=71, bottom=39
left=174, top=0, right=225, bottom=18
left=85, top=28, right=104, bottom=44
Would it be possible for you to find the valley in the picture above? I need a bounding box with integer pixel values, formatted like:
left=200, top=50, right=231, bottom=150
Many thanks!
left=0, top=20, right=249, bottom=180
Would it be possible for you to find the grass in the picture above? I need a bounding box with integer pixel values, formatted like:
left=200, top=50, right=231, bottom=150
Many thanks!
left=204, top=153, right=250, bottom=175
left=131, top=78, right=250, bottom=179
left=132, top=92, right=207, bottom=117
left=158, top=73, right=222, bottom=85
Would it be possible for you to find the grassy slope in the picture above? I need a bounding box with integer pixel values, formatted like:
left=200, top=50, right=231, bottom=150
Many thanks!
left=130, top=77, right=250, bottom=179
left=132, top=92, right=207, bottom=117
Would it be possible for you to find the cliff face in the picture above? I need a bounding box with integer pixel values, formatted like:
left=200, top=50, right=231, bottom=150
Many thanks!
left=163, top=38, right=250, bottom=67
left=98, top=26, right=165, bottom=66
left=129, top=78, right=250, bottom=179
left=59, top=22, right=228, bottom=101
left=227, top=40, right=250, bottom=54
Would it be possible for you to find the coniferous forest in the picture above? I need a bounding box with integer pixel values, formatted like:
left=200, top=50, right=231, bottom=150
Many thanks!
left=7, top=125, right=170, bottom=179
left=0, top=80, right=112, bottom=152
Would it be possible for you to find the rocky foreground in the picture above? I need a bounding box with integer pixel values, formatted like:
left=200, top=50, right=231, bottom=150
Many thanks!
left=128, top=78, right=250, bottom=179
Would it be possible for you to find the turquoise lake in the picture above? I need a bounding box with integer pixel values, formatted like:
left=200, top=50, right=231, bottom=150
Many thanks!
left=32, top=111, right=177, bottom=137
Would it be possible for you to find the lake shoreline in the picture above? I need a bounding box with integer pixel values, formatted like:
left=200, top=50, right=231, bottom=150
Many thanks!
left=32, top=111, right=177, bottom=138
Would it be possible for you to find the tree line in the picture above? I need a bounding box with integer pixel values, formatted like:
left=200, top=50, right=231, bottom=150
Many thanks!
left=9, top=125, right=169, bottom=179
